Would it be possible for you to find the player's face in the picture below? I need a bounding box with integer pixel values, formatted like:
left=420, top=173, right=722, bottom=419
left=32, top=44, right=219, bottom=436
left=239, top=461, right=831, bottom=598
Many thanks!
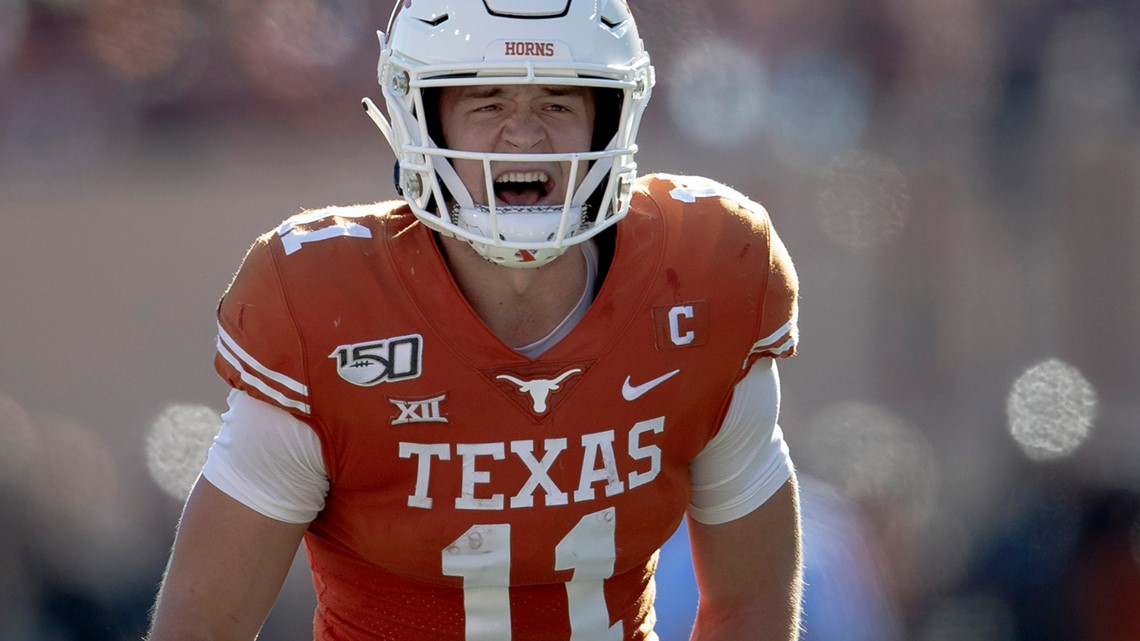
left=438, top=84, right=596, bottom=208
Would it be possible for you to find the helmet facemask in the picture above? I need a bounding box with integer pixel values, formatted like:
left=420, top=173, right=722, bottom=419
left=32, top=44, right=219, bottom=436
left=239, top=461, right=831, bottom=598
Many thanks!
left=363, top=0, right=654, bottom=268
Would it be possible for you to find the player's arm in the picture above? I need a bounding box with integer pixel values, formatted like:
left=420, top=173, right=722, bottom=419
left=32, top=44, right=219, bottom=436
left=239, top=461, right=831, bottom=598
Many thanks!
left=147, top=477, right=308, bottom=641
left=149, top=231, right=327, bottom=640
left=148, top=390, right=329, bottom=641
left=688, top=475, right=803, bottom=641
left=686, top=358, right=803, bottom=641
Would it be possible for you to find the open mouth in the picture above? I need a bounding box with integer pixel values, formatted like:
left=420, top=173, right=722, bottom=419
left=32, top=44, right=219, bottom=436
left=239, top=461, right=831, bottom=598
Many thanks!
left=494, top=171, right=555, bottom=207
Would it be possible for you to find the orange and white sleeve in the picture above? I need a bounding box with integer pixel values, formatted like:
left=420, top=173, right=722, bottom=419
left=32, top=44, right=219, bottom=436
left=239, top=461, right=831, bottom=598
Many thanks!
left=204, top=234, right=328, bottom=522
left=689, top=199, right=798, bottom=524
left=213, top=234, right=312, bottom=417
left=746, top=222, right=799, bottom=366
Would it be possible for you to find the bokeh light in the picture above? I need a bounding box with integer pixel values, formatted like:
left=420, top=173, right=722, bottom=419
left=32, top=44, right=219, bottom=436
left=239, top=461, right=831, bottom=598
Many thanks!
left=665, top=35, right=768, bottom=149
left=1006, top=358, right=1097, bottom=462
left=815, top=150, right=910, bottom=252
left=768, top=49, right=871, bottom=162
left=237, top=0, right=371, bottom=100
left=146, top=403, right=221, bottom=501
left=0, top=0, right=29, bottom=70
left=798, top=401, right=938, bottom=515
left=86, top=0, right=199, bottom=83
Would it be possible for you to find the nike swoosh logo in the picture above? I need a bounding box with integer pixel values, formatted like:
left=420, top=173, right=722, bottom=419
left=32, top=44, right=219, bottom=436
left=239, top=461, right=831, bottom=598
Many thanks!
left=622, top=369, right=681, bottom=401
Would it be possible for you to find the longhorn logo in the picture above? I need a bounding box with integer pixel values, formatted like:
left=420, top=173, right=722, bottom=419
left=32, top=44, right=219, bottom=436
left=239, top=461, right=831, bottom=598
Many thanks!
left=496, top=368, right=583, bottom=414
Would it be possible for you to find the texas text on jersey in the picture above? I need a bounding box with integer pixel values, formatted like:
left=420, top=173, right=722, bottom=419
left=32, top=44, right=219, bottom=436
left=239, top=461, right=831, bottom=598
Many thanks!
left=212, top=173, right=799, bottom=641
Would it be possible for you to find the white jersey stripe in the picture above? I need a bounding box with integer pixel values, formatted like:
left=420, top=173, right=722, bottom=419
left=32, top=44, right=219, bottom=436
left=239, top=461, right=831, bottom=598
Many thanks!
left=751, top=336, right=796, bottom=358
left=217, top=324, right=308, bottom=396
left=217, top=338, right=312, bottom=415
left=751, top=309, right=799, bottom=351
left=743, top=311, right=799, bottom=368
left=743, top=334, right=796, bottom=369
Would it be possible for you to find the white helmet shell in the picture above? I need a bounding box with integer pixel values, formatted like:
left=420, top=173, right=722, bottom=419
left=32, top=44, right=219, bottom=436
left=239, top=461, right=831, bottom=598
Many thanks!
left=363, top=0, right=655, bottom=268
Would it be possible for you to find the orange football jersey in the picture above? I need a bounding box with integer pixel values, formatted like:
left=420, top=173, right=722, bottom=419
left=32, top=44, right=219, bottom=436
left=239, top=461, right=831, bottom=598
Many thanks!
left=213, top=174, right=799, bottom=641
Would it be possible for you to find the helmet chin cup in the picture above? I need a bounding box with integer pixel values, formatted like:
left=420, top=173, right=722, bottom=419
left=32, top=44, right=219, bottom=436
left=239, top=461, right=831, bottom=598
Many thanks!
left=366, top=0, right=655, bottom=269
left=452, top=203, right=585, bottom=268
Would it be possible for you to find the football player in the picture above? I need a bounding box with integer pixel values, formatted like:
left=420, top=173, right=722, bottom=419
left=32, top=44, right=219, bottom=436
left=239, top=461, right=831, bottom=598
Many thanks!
left=147, top=1, right=803, bottom=640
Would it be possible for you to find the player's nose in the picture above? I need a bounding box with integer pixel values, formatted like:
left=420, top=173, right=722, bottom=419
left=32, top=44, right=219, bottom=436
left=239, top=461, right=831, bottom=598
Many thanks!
left=500, top=110, right=545, bottom=152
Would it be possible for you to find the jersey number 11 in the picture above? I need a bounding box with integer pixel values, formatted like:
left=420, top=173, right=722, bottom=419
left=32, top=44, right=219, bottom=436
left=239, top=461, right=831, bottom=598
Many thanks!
left=441, top=508, right=622, bottom=641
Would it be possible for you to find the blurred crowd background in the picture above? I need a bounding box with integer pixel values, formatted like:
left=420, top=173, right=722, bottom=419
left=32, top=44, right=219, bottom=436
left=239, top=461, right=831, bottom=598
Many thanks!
left=2, top=0, right=1139, bottom=639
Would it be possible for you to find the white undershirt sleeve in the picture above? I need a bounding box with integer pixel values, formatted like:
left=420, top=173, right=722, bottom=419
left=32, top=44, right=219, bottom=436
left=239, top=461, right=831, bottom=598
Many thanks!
left=687, top=357, right=793, bottom=525
left=201, top=389, right=330, bottom=524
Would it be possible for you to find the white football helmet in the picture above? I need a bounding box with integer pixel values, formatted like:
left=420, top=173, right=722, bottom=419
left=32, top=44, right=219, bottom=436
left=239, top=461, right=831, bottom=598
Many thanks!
left=363, top=0, right=655, bottom=268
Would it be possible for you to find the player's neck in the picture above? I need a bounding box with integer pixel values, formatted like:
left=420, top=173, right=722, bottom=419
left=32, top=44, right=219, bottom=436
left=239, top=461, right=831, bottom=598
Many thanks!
left=438, top=234, right=588, bottom=349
